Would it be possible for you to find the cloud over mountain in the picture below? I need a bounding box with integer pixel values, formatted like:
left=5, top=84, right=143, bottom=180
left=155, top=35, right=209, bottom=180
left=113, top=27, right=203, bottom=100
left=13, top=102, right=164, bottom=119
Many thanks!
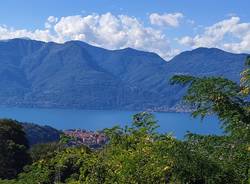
left=0, top=13, right=178, bottom=59
left=1, top=13, right=250, bottom=59
left=178, top=16, right=250, bottom=54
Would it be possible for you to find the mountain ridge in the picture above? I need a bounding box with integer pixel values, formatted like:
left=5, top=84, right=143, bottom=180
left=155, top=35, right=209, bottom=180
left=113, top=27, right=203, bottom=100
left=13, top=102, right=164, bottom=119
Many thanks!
left=0, top=38, right=248, bottom=111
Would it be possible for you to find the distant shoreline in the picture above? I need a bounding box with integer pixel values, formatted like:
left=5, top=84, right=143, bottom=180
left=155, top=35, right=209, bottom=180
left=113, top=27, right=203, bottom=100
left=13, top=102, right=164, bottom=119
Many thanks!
left=0, top=105, right=192, bottom=114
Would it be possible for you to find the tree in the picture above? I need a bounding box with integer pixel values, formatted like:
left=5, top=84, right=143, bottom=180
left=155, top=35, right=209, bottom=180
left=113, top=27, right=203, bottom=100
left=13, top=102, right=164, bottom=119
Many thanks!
left=170, top=56, right=250, bottom=183
left=1, top=110, right=248, bottom=183
left=9, top=113, right=176, bottom=184
left=240, top=56, right=250, bottom=95
left=29, top=142, right=62, bottom=162
left=0, top=119, right=30, bottom=179
left=170, top=75, right=249, bottom=135
left=93, top=112, right=175, bottom=184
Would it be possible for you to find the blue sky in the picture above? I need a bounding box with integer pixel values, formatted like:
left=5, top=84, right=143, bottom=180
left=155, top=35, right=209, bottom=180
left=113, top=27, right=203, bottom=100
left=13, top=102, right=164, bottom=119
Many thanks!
left=1, top=0, right=250, bottom=59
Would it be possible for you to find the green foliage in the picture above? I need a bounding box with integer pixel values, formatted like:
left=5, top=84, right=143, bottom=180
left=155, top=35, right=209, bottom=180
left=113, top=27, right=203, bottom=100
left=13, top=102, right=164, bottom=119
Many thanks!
left=170, top=56, right=250, bottom=183
left=241, top=56, right=250, bottom=95
left=0, top=119, right=30, bottom=179
left=97, top=112, right=175, bottom=184
left=170, top=74, right=250, bottom=139
left=170, top=140, right=222, bottom=183
left=29, top=142, right=63, bottom=162
left=0, top=179, right=17, bottom=184
left=5, top=113, right=176, bottom=184
left=16, top=146, right=90, bottom=184
left=59, top=134, right=76, bottom=145
left=0, top=111, right=249, bottom=183
left=186, top=133, right=250, bottom=183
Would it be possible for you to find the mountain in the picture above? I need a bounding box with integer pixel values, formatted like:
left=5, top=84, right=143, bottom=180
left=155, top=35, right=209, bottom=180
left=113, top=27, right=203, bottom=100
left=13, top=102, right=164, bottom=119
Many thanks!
left=21, top=122, right=61, bottom=146
left=0, top=38, right=248, bottom=111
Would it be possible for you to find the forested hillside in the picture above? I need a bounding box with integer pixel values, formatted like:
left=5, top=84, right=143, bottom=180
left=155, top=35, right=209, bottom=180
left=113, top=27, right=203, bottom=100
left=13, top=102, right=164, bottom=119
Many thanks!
left=0, top=38, right=247, bottom=111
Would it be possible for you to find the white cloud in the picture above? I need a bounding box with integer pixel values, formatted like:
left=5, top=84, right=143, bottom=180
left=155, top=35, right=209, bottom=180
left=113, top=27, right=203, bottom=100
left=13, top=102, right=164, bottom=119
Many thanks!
left=178, top=16, right=250, bottom=53
left=0, top=13, right=179, bottom=60
left=178, top=36, right=194, bottom=45
left=0, top=26, right=56, bottom=41
left=45, top=16, right=58, bottom=29
left=149, top=13, right=183, bottom=27
left=53, top=13, right=176, bottom=58
left=48, top=16, right=58, bottom=23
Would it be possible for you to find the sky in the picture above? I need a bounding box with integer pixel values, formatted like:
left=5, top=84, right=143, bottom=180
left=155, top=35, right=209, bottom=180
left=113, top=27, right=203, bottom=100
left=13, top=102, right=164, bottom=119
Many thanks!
left=0, top=0, right=250, bottom=60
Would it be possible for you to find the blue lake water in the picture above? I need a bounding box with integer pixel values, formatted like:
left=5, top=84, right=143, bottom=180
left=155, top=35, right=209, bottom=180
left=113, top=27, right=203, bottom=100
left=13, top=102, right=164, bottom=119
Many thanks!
left=0, top=107, right=223, bottom=139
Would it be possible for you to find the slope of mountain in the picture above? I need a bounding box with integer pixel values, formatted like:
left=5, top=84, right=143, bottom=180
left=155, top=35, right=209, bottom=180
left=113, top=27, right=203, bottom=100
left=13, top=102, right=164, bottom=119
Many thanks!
left=0, top=38, right=248, bottom=111
left=21, top=122, right=61, bottom=146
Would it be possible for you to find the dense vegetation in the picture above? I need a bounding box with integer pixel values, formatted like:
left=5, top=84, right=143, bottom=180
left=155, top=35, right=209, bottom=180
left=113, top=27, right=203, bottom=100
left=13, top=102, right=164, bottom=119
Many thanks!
left=0, top=57, right=249, bottom=183
left=0, top=119, right=30, bottom=179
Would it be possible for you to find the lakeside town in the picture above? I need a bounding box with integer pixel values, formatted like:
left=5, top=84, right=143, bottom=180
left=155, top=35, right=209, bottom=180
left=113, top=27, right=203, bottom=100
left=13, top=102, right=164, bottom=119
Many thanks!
left=64, top=129, right=109, bottom=149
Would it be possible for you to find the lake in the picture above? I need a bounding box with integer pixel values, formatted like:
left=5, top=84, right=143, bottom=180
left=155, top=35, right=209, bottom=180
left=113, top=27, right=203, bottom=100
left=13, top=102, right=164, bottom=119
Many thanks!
left=0, top=107, right=222, bottom=139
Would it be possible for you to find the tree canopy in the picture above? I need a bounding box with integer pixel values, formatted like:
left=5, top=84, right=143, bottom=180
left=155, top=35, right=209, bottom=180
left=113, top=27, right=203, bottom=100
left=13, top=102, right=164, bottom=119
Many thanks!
left=0, top=119, right=30, bottom=179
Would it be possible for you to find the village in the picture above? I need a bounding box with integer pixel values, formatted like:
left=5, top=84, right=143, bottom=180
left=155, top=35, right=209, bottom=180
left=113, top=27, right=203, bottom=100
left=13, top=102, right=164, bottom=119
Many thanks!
left=64, top=129, right=109, bottom=149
